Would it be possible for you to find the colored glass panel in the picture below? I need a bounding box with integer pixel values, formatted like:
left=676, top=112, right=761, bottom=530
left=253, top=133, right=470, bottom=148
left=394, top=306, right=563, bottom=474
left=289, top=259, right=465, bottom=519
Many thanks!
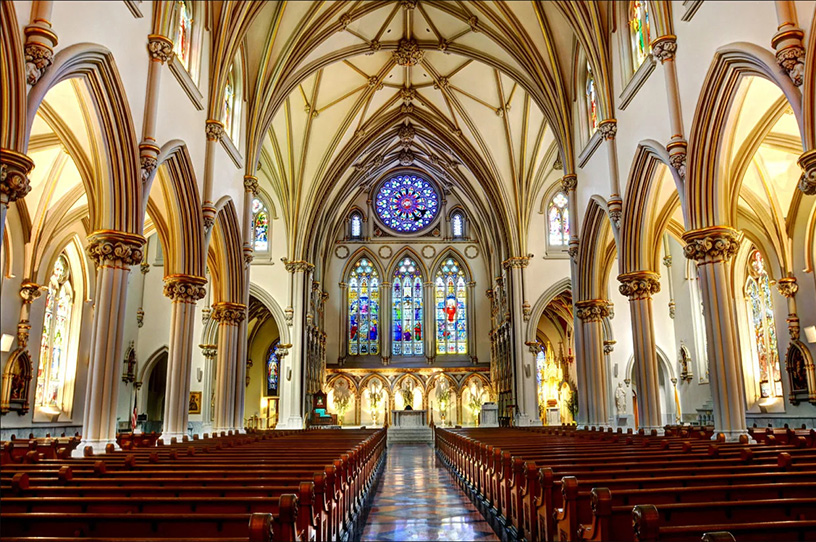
left=392, top=257, right=423, bottom=356
left=435, top=258, right=468, bottom=355
left=173, top=1, right=193, bottom=69
left=452, top=212, right=464, bottom=238
left=586, top=61, right=598, bottom=134
left=252, top=197, right=269, bottom=252
left=548, top=191, right=570, bottom=246
left=375, top=175, right=439, bottom=233
left=223, top=69, right=235, bottom=138
left=350, top=212, right=362, bottom=238
left=35, top=254, right=73, bottom=409
left=745, top=250, right=782, bottom=398
left=348, top=258, right=380, bottom=356
left=266, top=340, right=280, bottom=397
left=629, top=0, right=651, bottom=70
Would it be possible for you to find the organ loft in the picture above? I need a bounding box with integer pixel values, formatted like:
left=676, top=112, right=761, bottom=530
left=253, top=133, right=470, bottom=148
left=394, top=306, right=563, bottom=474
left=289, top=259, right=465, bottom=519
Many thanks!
left=2, top=1, right=816, bottom=541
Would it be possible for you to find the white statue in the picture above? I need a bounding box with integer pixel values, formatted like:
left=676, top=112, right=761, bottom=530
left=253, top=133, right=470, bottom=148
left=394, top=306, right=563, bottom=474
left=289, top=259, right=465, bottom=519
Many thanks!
left=615, top=382, right=627, bottom=415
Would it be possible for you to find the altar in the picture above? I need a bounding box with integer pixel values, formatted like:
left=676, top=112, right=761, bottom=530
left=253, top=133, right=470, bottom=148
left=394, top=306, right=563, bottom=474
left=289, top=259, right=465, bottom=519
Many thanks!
left=387, top=409, right=433, bottom=444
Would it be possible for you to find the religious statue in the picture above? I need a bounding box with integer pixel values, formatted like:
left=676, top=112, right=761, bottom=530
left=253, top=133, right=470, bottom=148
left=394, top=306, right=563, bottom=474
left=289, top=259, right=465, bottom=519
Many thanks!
left=615, top=382, right=627, bottom=415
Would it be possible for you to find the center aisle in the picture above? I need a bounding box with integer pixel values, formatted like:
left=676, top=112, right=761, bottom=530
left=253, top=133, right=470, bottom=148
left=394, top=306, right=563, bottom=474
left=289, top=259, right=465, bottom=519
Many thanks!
left=360, top=443, right=499, bottom=541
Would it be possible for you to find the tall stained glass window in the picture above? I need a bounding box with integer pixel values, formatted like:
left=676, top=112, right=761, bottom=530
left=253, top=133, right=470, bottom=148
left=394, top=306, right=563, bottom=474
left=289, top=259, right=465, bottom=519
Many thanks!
left=35, top=253, right=74, bottom=410
left=629, top=1, right=651, bottom=70
left=350, top=212, right=363, bottom=239
left=744, top=250, right=782, bottom=398
left=348, top=258, right=380, bottom=356
left=223, top=67, right=236, bottom=139
left=173, top=1, right=193, bottom=70
left=586, top=61, right=598, bottom=134
left=548, top=191, right=570, bottom=246
left=266, top=340, right=280, bottom=397
left=435, top=258, right=468, bottom=355
left=375, top=175, right=440, bottom=233
left=451, top=212, right=465, bottom=238
left=392, top=257, right=423, bottom=356
left=251, top=197, right=269, bottom=252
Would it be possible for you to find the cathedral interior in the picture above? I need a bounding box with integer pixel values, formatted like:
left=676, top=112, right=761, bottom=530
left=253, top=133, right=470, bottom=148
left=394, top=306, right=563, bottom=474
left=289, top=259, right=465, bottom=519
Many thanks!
left=2, top=1, right=816, bottom=540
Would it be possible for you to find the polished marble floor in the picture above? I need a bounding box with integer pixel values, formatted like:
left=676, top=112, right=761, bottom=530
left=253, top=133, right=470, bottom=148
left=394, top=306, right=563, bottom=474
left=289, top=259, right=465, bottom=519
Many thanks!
left=360, top=444, right=499, bottom=541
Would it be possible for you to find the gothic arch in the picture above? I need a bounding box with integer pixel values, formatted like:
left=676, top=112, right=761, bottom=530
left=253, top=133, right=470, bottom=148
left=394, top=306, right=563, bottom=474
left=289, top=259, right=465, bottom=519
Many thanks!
left=248, top=282, right=291, bottom=345
left=389, top=246, right=428, bottom=278
left=429, top=248, right=473, bottom=279
left=1, top=0, right=27, bottom=152
left=207, top=198, right=244, bottom=304
left=392, top=373, right=425, bottom=396
left=340, top=247, right=385, bottom=280
left=577, top=196, right=616, bottom=300
left=526, top=277, right=573, bottom=341
left=26, top=43, right=141, bottom=234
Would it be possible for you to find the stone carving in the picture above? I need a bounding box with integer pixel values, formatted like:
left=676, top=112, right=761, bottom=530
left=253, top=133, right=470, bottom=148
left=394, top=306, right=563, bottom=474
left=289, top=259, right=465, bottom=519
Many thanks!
left=618, top=272, right=661, bottom=299
left=561, top=175, right=577, bottom=192
left=398, top=124, right=416, bottom=146
left=86, top=231, right=145, bottom=267
left=0, top=149, right=34, bottom=204
left=651, top=36, right=677, bottom=63
left=147, top=35, right=174, bottom=63
left=140, top=155, right=157, bottom=184
left=211, top=302, right=246, bottom=325
left=682, top=227, right=742, bottom=263
left=398, top=149, right=414, bottom=166
left=205, top=120, right=224, bottom=142
left=243, top=175, right=259, bottom=195
left=553, top=156, right=563, bottom=170
left=19, top=282, right=43, bottom=304
left=163, top=275, right=207, bottom=303
left=575, top=300, right=610, bottom=322
left=669, top=150, right=687, bottom=180
left=393, top=38, right=424, bottom=66
left=777, top=277, right=798, bottom=298
left=798, top=150, right=816, bottom=195
left=282, top=258, right=315, bottom=273
left=502, top=256, right=531, bottom=269
left=615, top=383, right=627, bottom=414
left=598, top=119, right=617, bottom=140
left=776, top=45, right=805, bottom=87
left=25, top=43, right=53, bottom=85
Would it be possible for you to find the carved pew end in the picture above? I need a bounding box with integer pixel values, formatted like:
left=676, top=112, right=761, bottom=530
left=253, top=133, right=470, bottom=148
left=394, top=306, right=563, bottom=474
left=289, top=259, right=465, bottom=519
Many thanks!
left=248, top=512, right=275, bottom=542
left=105, top=443, right=115, bottom=454
left=93, top=461, right=107, bottom=474
left=632, top=504, right=660, bottom=542
left=11, top=472, right=29, bottom=493
left=58, top=466, right=73, bottom=482
left=83, top=446, right=94, bottom=457
left=778, top=452, right=793, bottom=470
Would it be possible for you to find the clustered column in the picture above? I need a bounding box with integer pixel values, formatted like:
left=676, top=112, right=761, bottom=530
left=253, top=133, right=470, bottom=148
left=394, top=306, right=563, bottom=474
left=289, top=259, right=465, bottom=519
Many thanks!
left=504, top=256, right=538, bottom=426
left=81, top=231, right=145, bottom=453
left=211, top=301, right=246, bottom=434
left=618, top=271, right=663, bottom=431
left=161, top=274, right=207, bottom=440
left=574, top=299, right=610, bottom=428
left=139, top=35, right=174, bottom=184
left=682, top=226, right=747, bottom=440
left=199, top=344, right=217, bottom=427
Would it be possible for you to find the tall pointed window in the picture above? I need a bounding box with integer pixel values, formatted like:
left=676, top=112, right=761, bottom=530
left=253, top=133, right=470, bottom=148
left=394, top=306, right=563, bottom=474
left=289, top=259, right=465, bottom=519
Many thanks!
left=173, top=1, right=193, bottom=70
left=548, top=191, right=570, bottom=246
left=350, top=211, right=363, bottom=240
left=744, top=250, right=782, bottom=398
left=586, top=61, right=598, bottom=134
left=348, top=258, right=380, bottom=356
left=451, top=211, right=465, bottom=239
left=629, top=1, right=651, bottom=70
left=223, top=66, right=237, bottom=140
left=392, top=257, right=423, bottom=356
left=435, top=258, right=468, bottom=355
left=251, top=197, right=269, bottom=252
left=35, top=254, right=74, bottom=411
left=266, top=339, right=280, bottom=397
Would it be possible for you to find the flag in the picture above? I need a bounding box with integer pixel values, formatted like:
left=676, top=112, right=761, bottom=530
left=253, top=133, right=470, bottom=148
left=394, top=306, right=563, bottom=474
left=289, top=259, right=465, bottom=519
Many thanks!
left=131, top=394, right=138, bottom=432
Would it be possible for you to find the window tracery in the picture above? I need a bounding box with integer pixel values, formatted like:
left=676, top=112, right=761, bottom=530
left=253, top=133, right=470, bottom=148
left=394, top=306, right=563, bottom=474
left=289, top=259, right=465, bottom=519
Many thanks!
left=392, top=257, right=423, bottom=356
left=173, top=0, right=193, bottom=70
left=629, top=0, right=652, bottom=70
left=744, top=250, right=782, bottom=399
left=348, top=258, right=380, bottom=356
left=251, top=197, right=269, bottom=252
left=548, top=191, right=570, bottom=246
left=375, top=175, right=439, bottom=233
left=266, top=339, right=280, bottom=397
left=585, top=61, right=598, bottom=134
left=435, top=258, right=468, bottom=355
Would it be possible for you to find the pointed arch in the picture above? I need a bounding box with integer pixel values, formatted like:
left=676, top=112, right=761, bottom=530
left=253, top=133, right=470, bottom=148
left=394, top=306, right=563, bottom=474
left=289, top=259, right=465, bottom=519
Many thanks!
left=577, top=197, right=616, bottom=300
left=340, top=247, right=385, bottom=279
left=248, top=282, right=291, bottom=345
left=207, top=199, right=244, bottom=304
left=527, top=277, right=573, bottom=341
left=1, top=0, right=27, bottom=152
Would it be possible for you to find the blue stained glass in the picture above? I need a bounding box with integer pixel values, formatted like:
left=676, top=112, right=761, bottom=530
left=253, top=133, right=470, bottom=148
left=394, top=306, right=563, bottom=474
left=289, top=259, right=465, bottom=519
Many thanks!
left=266, top=340, right=280, bottom=396
left=348, top=258, right=379, bottom=356
left=435, top=258, right=468, bottom=355
left=392, top=257, right=423, bottom=356
left=375, top=175, right=439, bottom=233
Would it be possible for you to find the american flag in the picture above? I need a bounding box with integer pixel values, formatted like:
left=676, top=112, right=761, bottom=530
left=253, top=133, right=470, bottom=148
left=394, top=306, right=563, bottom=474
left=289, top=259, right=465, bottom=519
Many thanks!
left=131, top=396, right=138, bottom=431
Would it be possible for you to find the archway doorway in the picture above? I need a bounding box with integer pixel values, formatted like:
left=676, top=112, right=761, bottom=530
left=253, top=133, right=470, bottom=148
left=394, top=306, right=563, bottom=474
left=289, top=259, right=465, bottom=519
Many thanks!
left=245, top=294, right=281, bottom=429
left=143, top=352, right=167, bottom=434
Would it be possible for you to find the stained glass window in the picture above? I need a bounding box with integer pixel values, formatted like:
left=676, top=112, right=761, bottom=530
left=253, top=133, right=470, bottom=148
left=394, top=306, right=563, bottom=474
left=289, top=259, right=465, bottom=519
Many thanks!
left=744, top=250, right=782, bottom=398
left=35, top=254, right=74, bottom=411
left=350, top=212, right=362, bottom=239
left=251, top=197, right=269, bottom=252
left=451, top=212, right=464, bottom=238
left=375, top=175, right=439, bottom=233
left=586, top=61, right=598, bottom=134
left=629, top=0, right=651, bottom=70
left=548, top=191, right=570, bottom=246
left=348, top=258, right=380, bottom=356
left=173, top=1, right=193, bottom=70
left=392, top=257, right=423, bottom=356
left=266, top=339, right=280, bottom=397
left=435, top=258, right=468, bottom=355
left=223, top=67, right=236, bottom=139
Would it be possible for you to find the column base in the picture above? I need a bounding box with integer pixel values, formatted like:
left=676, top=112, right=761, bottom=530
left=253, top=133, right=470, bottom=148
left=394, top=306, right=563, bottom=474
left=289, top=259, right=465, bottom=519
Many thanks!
left=74, top=439, right=116, bottom=457
left=276, top=416, right=304, bottom=430
left=513, top=414, right=542, bottom=427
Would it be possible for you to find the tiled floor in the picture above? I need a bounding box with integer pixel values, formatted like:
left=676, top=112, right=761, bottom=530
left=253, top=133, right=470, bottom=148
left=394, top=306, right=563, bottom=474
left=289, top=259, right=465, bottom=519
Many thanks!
left=360, top=444, right=499, bottom=541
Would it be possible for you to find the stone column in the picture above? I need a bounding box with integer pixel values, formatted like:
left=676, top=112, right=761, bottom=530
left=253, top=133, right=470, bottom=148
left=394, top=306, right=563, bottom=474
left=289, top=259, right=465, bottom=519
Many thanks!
left=682, top=226, right=747, bottom=440
left=160, top=274, right=207, bottom=441
left=199, top=344, right=217, bottom=428
left=598, top=121, right=622, bottom=230
left=618, top=271, right=663, bottom=431
left=23, top=0, right=57, bottom=86
left=211, top=302, right=245, bottom=434
left=574, top=300, right=610, bottom=427
left=278, top=260, right=313, bottom=429
left=504, top=256, right=538, bottom=426
left=651, top=35, right=688, bottom=179
left=771, top=1, right=806, bottom=86
left=424, top=280, right=434, bottom=364
left=380, top=281, right=391, bottom=366
left=0, top=149, right=34, bottom=266
left=337, top=282, right=348, bottom=365
left=201, top=121, right=224, bottom=230
left=80, top=231, right=145, bottom=453
left=139, top=35, right=174, bottom=184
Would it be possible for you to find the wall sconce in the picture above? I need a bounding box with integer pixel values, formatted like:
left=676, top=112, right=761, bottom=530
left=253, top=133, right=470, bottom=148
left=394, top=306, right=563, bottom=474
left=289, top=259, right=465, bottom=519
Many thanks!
left=196, top=368, right=203, bottom=382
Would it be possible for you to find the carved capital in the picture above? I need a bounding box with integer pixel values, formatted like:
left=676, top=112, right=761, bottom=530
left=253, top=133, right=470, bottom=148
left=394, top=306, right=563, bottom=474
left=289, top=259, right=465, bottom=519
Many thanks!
left=603, top=341, right=616, bottom=355
left=16, top=321, right=31, bottom=349
left=598, top=119, right=617, bottom=140
left=163, top=274, right=207, bottom=303
left=199, top=344, right=217, bottom=358
left=618, top=271, right=661, bottom=300
left=667, top=139, right=687, bottom=180
left=575, top=300, right=610, bottom=323
left=502, top=256, right=530, bottom=269
left=650, top=35, right=677, bottom=63
left=776, top=277, right=798, bottom=298
left=682, top=226, right=743, bottom=264
left=86, top=230, right=146, bottom=267
left=19, top=282, right=43, bottom=304
left=568, top=239, right=579, bottom=260
left=775, top=45, right=805, bottom=87
left=398, top=149, right=415, bottom=166
left=393, top=38, right=423, bottom=66
left=136, top=308, right=144, bottom=328
left=607, top=195, right=622, bottom=229
left=24, top=42, right=53, bottom=85
left=0, top=149, right=35, bottom=205
left=140, top=155, right=158, bottom=184
left=797, top=149, right=816, bottom=195
left=211, top=302, right=246, bottom=325
left=205, top=120, right=224, bottom=142
left=560, top=174, right=577, bottom=191
left=243, top=175, right=259, bottom=195
left=282, top=258, right=315, bottom=273
left=147, top=34, right=174, bottom=63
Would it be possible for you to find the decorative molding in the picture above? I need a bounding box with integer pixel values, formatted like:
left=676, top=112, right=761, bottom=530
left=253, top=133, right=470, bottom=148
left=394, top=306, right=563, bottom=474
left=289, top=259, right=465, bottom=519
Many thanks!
left=598, top=119, right=617, bottom=140
left=211, top=302, right=247, bottom=325
left=147, top=34, right=173, bottom=63
left=797, top=149, right=816, bottom=195
left=464, top=245, right=479, bottom=259
left=243, top=175, right=259, bottom=195
left=205, top=120, right=224, bottom=142
left=667, top=139, right=688, bottom=180
left=0, top=149, right=35, bottom=205
left=560, top=174, right=577, bottom=192
left=577, top=130, right=603, bottom=168
left=19, top=282, right=43, bottom=304
left=619, top=55, right=656, bottom=111
left=335, top=245, right=350, bottom=259
left=776, top=277, right=798, bottom=298
left=575, top=300, right=610, bottom=322
left=24, top=42, right=54, bottom=85
left=282, top=258, right=315, bottom=273
left=168, top=55, right=204, bottom=111
left=502, top=256, right=531, bottom=269
left=681, top=0, right=704, bottom=22
left=618, top=271, right=661, bottom=300
left=123, top=0, right=145, bottom=18
left=378, top=245, right=393, bottom=259
left=682, top=226, right=743, bottom=263
left=393, top=38, right=423, bottom=66
left=220, top=133, right=244, bottom=169
left=421, top=245, right=436, bottom=259
left=650, top=35, right=677, bottom=63
left=85, top=230, right=146, bottom=267
left=163, top=274, right=208, bottom=304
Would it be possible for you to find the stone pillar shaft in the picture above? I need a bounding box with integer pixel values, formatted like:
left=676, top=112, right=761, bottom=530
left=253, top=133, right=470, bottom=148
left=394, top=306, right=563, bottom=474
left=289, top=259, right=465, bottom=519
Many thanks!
left=211, top=302, right=245, bottom=433
left=504, top=257, right=537, bottom=425
left=575, top=300, right=610, bottom=427
left=278, top=261, right=313, bottom=428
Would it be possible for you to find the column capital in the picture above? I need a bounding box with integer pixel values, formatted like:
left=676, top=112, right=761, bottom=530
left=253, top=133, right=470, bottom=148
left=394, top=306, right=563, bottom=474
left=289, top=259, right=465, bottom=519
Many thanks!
left=19, top=281, right=44, bottom=303
left=776, top=277, right=798, bottom=298
left=163, top=274, right=208, bottom=303
left=1, top=149, right=35, bottom=205
left=798, top=149, right=816, bottom=195
left=147, top=34, right=174, bottom=63
left=199, top=344, right=217, bottom=358
left=772, top=27, right=806, bottom=86
left=282, top=258, right=314, bottom=273
left=86, top=230, right=146, bottom=267
left=598, top=119, right=617, bottom=140
left=574, top=299, right=610, bottom=322
left=682, top=226, right=743, bottom=264
left=502, top=255, right=531, bottom=269
left=650, top=35, right=677, bottom=63
left=560, top=174, right=577, bottom=191
left=205, top=120, right=224, bottom=142
left=243, top=175, right=259, bottom=195
left=211, top=302, right=246, bottom=324
left=23, top=22, right=57, bottom=85
left=618, top=271, right=661, bottom=300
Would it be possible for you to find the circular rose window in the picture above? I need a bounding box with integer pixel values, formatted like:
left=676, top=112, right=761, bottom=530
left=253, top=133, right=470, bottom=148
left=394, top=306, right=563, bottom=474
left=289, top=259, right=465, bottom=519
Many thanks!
left=374, top=174, right=440, bottom=233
